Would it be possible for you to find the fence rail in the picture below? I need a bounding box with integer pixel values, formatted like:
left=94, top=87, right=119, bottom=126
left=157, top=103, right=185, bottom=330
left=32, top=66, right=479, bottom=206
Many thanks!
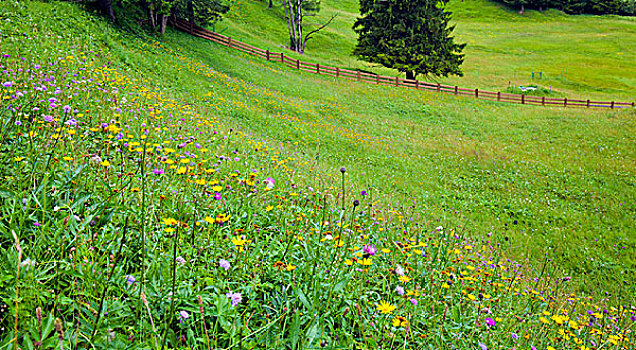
left=171, top=18, right=635, bottom=110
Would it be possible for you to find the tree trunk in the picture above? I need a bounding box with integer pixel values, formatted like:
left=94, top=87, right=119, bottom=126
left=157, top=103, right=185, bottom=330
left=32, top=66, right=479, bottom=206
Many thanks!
left=188, top=0, right=195, bottom=33
left=406, top=71, right=415, bottom=80
left=149, top=6, right=156, bottom=28
left=160, top=14, right=168, bottom=35
left=268, top=0, right=273, bottom=8
left=98, top=0, right=116, bottom=21
left=520, top=4, right=525, bottom=14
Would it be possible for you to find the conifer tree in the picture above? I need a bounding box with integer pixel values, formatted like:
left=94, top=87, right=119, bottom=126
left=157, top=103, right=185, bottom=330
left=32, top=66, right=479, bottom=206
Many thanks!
left=353, top=0, right=465, bottom=80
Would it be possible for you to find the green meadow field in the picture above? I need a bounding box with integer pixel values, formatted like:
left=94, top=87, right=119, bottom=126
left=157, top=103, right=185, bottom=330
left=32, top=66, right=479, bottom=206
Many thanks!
left=0, top=0, right=634, bottom=348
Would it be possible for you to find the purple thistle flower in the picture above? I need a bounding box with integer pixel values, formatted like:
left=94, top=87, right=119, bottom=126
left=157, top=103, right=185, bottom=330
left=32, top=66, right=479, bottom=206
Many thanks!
left=511, top=332, right=519, bottom=340
left=125, top=275, right=135, bottom=286
left=63, top=105, right=72, bottom=114
left=44, top=115, right=54, bottom=123
left=219, top=259, right=230, bottom=271
left=152, top=168, right=164, bottom=175
left=2, top=82, right=13, bottom=88
left=226, top=292, right=242, bottom=307
left=410, top=298, right=418, bottom=306
left=363, top=244, right=377, bottom=256
left=395, top=285, right=405, bottom=296
left=485, top=317, right=495, bottom=328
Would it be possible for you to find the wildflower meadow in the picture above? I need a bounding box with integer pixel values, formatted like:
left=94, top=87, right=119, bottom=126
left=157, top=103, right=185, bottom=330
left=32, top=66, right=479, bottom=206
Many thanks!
left=0, top=0, right=634, bottom=349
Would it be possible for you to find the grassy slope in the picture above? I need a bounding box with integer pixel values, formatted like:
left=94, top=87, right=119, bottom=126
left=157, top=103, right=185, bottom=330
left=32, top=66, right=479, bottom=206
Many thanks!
left=219, top=0, right=636, bottom=101
left=3, top=0, right=634, bottom=294
left=1, top=1, right=635, bottom=348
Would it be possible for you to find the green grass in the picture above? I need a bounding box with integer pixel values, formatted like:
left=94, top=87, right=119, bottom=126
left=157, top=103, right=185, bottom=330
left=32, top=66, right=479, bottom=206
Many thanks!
left=220, top=0, right=636, bottom=102
left=0, top=0, right=635, bottom=349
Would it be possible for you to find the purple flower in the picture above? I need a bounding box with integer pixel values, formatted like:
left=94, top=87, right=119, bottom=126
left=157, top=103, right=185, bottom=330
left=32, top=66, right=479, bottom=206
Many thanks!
left=179, top=310, right=190, bottom=323
left=264, top=177, right=275, bottom=190
left=395, top=286, right=405, bottom=296
left=152, top=168, right=164, bottom=175
left=484, top=317, right=495, bottom=328
left=63, top=105, right=72, bottom=114
left=214, top=192, right=222, bottom=200
left=44, top=115, right=54, bottom=123
left=511, top=332, right=518, bottom=340
left=64, top=118, right=77, bottom=126
left=478, top=343, right=487, bottom=350
left=226, top=292, right=242, bottom=307
left=125, top=275, right=135, bottom=286
left=531, top=346, right=537, bottom=350
left=2, top=82, right=13, bottom=88
left=15, top=121, right=21, bottom=126
left=33, top=222, right=41, bottom=227
left=176, top=256, right=186, bottom=265
left=363, top=244, right=377, bottom=256
left=361, top=190, right=367, bottom=196
left=219, top=259, right=230, bottom=271
left=410, top=298, right=418, bottom=306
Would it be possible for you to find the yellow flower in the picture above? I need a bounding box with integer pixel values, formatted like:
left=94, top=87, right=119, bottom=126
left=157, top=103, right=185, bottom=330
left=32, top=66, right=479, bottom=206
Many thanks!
left=359, top=258, right=372, bottom=266
left=391, top=316, right=408, bottom=327
left=176, top=167, right=187, bottom=174
left=266, top=205, right=274, bottom=212
left=100, top=160, right=110, bottom=167
left=467, top=294, right=477, bottom=301
left=195, top=179, right=206, bottom=185
left=344, top=259, right=353, bottom=266
left=162, top=217, right=179, bottom=226
left=203, top=216, right=215, bottom=224
left=539, top=317, right=550, bottom=324
left=212, top=185, right=223, bottom=192
left=286, top=264, right=297, bottom=271
left=398, top=276, right=411, bottom=284
left=376, top=301, right=396, bottom=314
left=62, top=156, right=73, bottom=161
left=231, top=236, right=248, bottom=246
left=13, top=156, right=24, bottom=162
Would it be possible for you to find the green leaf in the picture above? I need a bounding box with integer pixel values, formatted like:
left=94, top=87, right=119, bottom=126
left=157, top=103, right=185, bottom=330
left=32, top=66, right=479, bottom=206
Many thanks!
left=292, top=284, right=312, bottom=311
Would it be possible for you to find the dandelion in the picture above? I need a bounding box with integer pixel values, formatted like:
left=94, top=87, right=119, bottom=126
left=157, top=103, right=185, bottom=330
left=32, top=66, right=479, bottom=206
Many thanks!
left=226, top=292, right=242, bottom=307
left=219, top=259, right=230, bottom=270
left=376, top=300, right=396, bottom=314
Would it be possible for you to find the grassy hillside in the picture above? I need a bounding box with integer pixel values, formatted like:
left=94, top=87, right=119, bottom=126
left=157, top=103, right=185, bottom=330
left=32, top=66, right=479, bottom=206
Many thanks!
left=220, top=0, right=636, bottom=101
left=0, top=0, right=634, bottom=349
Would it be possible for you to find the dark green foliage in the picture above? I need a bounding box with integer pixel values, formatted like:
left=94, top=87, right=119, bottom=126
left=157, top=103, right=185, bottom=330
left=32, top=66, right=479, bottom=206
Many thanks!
left=353, top=0, right=465, bottom=79
left=173, top=0, right=230, bottom=27
left=490, top=0, right=635, bottom=15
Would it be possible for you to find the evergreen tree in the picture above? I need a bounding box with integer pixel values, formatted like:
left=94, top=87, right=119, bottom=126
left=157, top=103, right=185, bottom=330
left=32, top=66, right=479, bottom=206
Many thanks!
left=353, top=0, right=465, bottom=80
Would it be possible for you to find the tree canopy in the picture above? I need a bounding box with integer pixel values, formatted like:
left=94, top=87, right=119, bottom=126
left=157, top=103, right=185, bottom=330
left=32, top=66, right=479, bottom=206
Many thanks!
left=492, top=0, right=635, bottom=15
left=353, top=0, right=465, bottom=80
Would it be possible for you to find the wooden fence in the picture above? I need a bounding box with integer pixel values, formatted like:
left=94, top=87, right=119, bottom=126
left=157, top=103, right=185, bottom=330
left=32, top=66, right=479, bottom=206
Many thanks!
left=171, top=18, right=635, bottom=110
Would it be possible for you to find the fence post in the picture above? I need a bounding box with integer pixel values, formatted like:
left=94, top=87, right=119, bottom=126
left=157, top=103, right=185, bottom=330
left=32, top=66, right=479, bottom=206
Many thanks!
left=317, top=63, right=320, bottom=74
left=395, top=76, right=399, bottom=87
left=437, top=83, right=441, bottom=93
left=280, top=53, right=284, bottom=62
left=266, top=50, right=270, bottom=61
left=564, top=98, right=567, bottom=107
left=357, top=71, right=361, bottom=81
left=587, top=99, right=590, bottom=108
left=611, top=101, right=615, bottom=109
left=542, top=96, right=545, bottom=106
left=455, top=86, right=458, bottom=95
left=376, top=75, right=379, bottom=84
left=475, top=89, right=479, bottom=98
left=227, top=37, right=232, bottom=47
left=416, top=80, right=419, bottom=89
left=336, top=67, right=340, bottom=77
left=497, top=91, right=501, bottom=101
left=521, top=94, right=525, bottom=104
left=296, top=59, right=300, bottom=69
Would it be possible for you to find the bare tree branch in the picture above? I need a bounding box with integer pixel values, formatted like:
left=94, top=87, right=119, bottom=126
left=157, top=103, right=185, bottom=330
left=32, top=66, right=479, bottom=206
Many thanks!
left=303, top=14, right=336, bottom=46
